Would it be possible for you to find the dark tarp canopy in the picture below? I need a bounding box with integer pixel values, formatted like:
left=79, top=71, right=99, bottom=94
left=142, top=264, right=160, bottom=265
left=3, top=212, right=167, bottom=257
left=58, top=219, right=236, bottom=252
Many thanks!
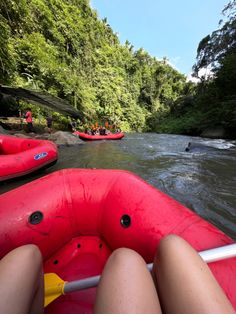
left=0, top=85, right=82, bottom=119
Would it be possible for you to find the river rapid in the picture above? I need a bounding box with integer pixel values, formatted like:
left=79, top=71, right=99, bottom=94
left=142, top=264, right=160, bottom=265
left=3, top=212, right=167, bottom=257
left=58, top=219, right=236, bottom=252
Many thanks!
left=1, top=133, right=236, bottom=240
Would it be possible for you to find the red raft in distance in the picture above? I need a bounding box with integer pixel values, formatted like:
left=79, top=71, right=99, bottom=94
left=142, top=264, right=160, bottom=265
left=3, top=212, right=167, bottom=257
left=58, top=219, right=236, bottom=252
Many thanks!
left=73, top=131, right=124, bottom=141
left=0, top=134, right=58, bottom=181
left=0, top=168, right=235, bottom=313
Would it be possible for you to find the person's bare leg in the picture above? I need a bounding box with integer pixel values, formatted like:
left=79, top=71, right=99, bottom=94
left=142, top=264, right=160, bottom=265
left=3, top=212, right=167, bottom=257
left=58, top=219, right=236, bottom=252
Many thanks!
left=0, top=244, right=44, bottom=314
left=94, top=248, right=162, bottom=314
left=152, top=235, right=235, bottom=314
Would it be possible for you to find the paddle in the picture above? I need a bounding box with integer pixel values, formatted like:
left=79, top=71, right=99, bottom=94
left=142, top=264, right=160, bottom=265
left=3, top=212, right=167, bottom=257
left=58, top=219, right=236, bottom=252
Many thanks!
left=44, top=243, right=236, bottom=307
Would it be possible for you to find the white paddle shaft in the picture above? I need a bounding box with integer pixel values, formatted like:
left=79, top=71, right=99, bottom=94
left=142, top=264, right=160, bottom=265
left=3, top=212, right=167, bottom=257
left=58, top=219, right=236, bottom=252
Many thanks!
left=199, top=243, right=236, bottom=263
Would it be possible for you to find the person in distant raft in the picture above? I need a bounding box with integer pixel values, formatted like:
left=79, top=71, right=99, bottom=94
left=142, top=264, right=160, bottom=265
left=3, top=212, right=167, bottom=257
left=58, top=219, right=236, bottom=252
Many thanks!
left=25, top=108, right=34, bottom=133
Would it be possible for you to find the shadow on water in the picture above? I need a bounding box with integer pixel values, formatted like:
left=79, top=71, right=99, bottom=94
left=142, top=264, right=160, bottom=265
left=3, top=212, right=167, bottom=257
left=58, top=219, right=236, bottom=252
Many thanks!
left=1, top=133, right=236, bottom=240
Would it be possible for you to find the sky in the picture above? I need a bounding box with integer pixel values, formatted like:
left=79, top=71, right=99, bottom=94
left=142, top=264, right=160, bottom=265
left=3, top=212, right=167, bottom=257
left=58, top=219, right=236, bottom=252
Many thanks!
left=90, top=0, right=228, bottom=76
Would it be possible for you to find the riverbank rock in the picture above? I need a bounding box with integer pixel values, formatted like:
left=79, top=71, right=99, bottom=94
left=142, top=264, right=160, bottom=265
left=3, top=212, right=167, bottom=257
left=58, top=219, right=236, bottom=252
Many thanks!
left=201, top=126, right=227, bottom=139
left=11, top=132, right=32, bottom=138
left=185, top=142, right=221, bottom=153
left=0, top=126, right=83, bottom=146
left=46, top=131, right=83, bottom=146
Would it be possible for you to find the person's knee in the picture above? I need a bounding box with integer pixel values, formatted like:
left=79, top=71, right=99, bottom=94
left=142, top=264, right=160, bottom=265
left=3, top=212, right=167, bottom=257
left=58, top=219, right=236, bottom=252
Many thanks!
left=107, top=248, right=146, bottom=270
left=156, top=234, right=188, bottom=262
left=17, top=244, right=41, bottom=256
left=159, top=234, right=184, bottom=249
left=1, top=244, right=43, bottom=280
left=14, top=244, right=42, bottom=268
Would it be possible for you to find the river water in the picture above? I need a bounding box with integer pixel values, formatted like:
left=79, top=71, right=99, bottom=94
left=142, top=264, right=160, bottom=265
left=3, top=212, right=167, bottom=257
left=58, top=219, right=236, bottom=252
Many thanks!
left=1, top=133, right=236, bottom=240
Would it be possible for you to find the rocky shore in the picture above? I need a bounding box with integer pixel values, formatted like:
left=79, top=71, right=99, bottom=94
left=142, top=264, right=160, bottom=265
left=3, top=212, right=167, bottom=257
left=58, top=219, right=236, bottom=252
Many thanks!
left=0, top=125, right=84, bottom=146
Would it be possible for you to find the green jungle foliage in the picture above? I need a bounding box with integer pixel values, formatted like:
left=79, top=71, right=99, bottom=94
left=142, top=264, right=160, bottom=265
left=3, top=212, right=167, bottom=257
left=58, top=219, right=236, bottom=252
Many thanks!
left=0, top=0, right=235, bottom=136
left=155, top=0, right=236, bottom=137
left=0, top=0, right=189, bottom=131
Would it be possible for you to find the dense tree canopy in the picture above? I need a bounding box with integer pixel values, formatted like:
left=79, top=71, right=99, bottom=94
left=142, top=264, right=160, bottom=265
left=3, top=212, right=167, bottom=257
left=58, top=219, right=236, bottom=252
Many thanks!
left=193, top=0, right=236, bottom=74
left=192, top=0, right=236, bottom=135
left=0, top=0, right=235, bottom=137
left=0, top=0, right=187, bottom=131
left=154, top=0, right=236, bottom=137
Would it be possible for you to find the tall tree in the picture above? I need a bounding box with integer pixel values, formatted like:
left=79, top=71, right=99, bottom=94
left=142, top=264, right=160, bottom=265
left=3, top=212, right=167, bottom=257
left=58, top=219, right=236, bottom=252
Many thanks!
left=193, top=0, right=236, bottom=76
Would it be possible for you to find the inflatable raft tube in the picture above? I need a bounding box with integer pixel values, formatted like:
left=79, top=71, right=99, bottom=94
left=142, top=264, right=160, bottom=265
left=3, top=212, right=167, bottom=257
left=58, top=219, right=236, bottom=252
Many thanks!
left=0, top=134, right=58, bottom=181
left=0, top=169, right=235, bottom=313
left=73, top=131, right=124, bottom=141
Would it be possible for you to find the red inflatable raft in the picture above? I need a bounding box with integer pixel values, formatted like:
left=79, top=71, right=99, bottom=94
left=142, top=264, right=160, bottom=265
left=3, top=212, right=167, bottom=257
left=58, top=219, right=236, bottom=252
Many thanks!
left=0, top=134, right=58, bottom=181
left=0, top=169, right=235, bottom=313
left=73, top=131, right=124, bottom=141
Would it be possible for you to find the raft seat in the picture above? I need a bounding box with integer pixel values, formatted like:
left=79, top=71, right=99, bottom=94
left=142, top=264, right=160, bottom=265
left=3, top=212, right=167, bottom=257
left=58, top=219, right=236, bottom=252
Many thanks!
left=44, top=236, right=111, bottom=313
